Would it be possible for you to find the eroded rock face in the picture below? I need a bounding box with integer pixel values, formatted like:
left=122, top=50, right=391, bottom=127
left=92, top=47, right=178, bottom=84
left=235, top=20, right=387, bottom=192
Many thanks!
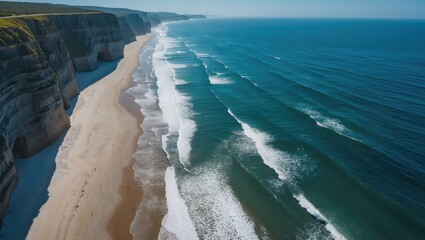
left=0, top=17, right=71, bottom=220
left=124, top=14, right=151, bottom=36
left=118, top=16, right=136, bottom=44
left=24, top=18, right=79, bottom=108
left=48, top=13, right=125, bottom=72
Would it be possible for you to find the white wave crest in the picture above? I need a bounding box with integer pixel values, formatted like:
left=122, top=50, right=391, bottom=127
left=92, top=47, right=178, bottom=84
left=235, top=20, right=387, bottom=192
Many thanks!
left=153, top=26, right=198, bottom=240
left=209, top=76, right=233, bottom=85
left=295, top=194, right=347, bottom=240
left=169, top=63, right=191, bottom=69
left=195, top=53, right=209, bottom=58
left=298, top=105, right=349, bottom=134
left=228, top=109, right=292, bottom=181
left=153, top=27, right=197, bottom=167
left=180, top=162, right=259, bottom=239
left=175, top=92, right=197, bottom=166
left=153, top=39, right=180, bottom=133
left=169, top=63, right=200, bottom=69
left=162, top=167, right=199, bottom=239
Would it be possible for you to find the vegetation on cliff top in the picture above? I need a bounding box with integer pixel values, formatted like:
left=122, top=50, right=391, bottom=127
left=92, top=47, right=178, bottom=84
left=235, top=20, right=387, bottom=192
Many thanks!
left=0, top=18, right=35, bottom=45
left=0, top=1, right=100, bottom=17
left=0, top=16, right=61, bottom=46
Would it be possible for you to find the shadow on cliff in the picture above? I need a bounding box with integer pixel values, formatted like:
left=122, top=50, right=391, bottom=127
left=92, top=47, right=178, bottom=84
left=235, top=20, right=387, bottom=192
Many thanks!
left=0, top=132, right=67, bottom=240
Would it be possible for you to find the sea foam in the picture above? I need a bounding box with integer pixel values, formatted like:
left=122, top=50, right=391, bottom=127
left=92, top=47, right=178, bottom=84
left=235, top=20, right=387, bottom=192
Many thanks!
left=153, top=25, right=199, bottom=238
left=228, top=109, right=292, bottom=182
left=128, top=35, right=171, bottom=239
left=195, top=53, right=209, bottom=58
left=295, top=194, right=347, bottom=240
left=179, top=159, right=259, bottom=239
left=298, top=104, right=349, bottom=135
left=175, top=91, right=197, bottom=166
left=162, top=167, right=198, bottom=240
left=153, top=26, right=197, bottom=167
left=209, top=76, right=233, bottom=85
left=153, top=38, right=180, bottom=133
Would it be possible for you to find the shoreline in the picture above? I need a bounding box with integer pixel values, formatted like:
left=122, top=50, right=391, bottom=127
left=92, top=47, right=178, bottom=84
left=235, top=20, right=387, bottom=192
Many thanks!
left=27, top=35, right=151, bottom=239
left=106, top=73, right=145, bottom=239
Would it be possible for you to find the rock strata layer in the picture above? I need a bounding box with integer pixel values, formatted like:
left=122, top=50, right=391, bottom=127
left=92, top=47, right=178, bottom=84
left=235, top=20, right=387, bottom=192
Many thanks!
left=118, top=16, right=136, bottom=44
left=48, top=13, right=125, bottom=72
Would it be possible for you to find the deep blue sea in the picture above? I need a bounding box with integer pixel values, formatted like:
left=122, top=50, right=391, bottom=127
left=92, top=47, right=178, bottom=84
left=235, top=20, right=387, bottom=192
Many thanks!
left=131, top=18, right=425, bottom=239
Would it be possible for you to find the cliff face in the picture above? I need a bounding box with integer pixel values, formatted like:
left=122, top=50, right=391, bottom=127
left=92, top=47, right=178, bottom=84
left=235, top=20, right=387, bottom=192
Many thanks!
left=0, top=13, right=126, bottom=223
left=23, top=17, right=79, bottom=108
left=118, top=16, right=136, bottom=44
left=0, top=17, right=71, bottom=219
left=48, top=13, right=125, bottom=72
left=124, top=14, right=151, bottom=36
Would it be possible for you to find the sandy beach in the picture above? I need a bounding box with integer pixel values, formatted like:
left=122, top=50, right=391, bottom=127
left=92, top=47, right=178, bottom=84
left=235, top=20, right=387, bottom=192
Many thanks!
left=27, top=35, right=151, bottom=240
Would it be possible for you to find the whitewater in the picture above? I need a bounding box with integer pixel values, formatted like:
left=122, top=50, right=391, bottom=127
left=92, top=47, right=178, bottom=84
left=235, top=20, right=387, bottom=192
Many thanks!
left=129, top=18, right=425, bottom=239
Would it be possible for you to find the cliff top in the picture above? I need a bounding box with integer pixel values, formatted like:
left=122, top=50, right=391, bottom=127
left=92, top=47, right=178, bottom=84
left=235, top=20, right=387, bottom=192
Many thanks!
left=0, top=17, right=38, bottom=45
left=0, top=1, right=100, bottom=17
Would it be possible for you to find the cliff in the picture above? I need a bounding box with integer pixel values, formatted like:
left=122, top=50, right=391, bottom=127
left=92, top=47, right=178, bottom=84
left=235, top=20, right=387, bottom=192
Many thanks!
left=24, top=17, right=79, bottom=108
left=0, top=1, right=98, bottom=17
left=78, top=6, right=204, bottom=29
left=0, top=17, right=71, bottom=220
left=148, top=12, right=189, bottom=22
left=0, top=12, right=126, bottom=223
left=48, top=13, right=125, bottom=71
left=0, top=3, right=201, bottom=225
left=118, top=16, right=136, bottom=44
left=123, top=14, right=151, bottom=36
left=79, top=6, right=154, bottom=31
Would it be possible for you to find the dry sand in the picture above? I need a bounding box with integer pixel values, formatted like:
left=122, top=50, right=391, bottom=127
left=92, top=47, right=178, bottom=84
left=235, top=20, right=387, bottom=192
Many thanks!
left=27, top=35, right=151, bottom=240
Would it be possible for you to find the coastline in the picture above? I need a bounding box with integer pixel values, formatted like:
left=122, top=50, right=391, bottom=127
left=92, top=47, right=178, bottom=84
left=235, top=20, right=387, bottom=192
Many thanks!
left=27, top=35, right=151, bottom=239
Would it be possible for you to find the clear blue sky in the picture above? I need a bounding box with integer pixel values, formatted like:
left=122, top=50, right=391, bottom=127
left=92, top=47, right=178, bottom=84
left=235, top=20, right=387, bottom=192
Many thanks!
left=14, top=0, right=425, bottom=18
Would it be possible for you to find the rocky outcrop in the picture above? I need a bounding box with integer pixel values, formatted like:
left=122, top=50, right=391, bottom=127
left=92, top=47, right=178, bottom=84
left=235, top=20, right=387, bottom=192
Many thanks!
left=0, top=12, right=127, bottom=223
left=0, top=17, right=71, bottom=221
left=118, top=16, right=136, bottom=44
left=48, top=13, right=125, bottom=72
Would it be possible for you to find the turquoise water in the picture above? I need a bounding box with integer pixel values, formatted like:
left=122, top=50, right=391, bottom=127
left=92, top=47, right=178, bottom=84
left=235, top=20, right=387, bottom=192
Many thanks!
left=133, top=18, right=425, bottom=239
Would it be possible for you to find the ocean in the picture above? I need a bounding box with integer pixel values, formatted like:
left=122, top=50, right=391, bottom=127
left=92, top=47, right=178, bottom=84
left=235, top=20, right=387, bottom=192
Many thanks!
left=129, top=18, right=425, bottom=239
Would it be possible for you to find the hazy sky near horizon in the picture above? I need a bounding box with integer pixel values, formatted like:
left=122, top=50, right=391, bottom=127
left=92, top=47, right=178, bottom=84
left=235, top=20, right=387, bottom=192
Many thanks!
left=15, top=0, right=425, bottom=18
